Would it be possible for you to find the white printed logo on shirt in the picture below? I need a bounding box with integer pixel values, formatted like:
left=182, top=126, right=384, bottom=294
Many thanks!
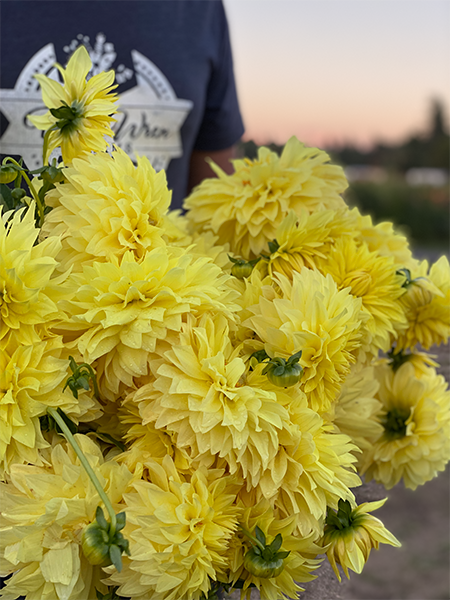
left=0, top=33, right=193, bottom=170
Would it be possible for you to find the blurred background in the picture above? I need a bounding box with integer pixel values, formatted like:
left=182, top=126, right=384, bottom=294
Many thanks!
left=225, top=0, right=449, bottom=256
left=223, top=1, right=449, bottom=599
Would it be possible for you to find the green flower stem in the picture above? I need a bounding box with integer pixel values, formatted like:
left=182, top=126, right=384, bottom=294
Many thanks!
left=239, top=525, right=265, bottom=551
left=42, top=127, right=58, bottom=166
left=2, top=157, right=44, bottom=224
left=47, top=406, right=117, bottom=537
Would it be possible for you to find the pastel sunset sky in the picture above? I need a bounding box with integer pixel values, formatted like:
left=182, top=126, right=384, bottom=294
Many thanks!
left=224, top=0, right=450, bottom=148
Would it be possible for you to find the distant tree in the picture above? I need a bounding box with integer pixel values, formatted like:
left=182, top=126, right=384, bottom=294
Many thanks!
left=238, top=139, right=258, bottom=160
left=327, top=98, right=449, bottom=170
left=239, top=99, right=449, bottom=171
left=429, top=98, right=448, bottom=137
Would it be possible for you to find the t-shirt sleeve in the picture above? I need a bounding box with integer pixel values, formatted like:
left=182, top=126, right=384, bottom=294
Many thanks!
left=193, top=2, right=245, bottom=152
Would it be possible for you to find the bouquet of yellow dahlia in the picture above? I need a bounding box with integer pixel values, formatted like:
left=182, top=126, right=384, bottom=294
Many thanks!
left=1, top=46, right=449, bottom=600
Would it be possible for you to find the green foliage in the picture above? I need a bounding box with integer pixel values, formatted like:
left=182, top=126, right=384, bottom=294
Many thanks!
left=40, top=407, right=78, bottom=436
left=345, top=178, right=449, bottom=247
left=386, top=348, right=414, bottom=372
left=96, top=586, right=129, bottom=600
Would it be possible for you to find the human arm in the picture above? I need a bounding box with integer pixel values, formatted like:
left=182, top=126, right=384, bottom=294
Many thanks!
left=187, top=145, right=237, bottom=194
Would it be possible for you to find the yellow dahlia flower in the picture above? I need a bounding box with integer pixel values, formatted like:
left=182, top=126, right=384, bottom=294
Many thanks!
left=321, top=498, right=401, bottom=582
left=395, top=256, right=450, bottom=350
left=28, top=45, right=118, bottom=163
left=266, top=209, right=334, bottom=279
left=136, top=313, right=293, bottom=486
left=332, top=365, right=384, bottom=456
left=227, top=266, right=272, bottom=344
left=117, top=393, right=192, bottom=474
left=0, top=435, right=133, bottom=600
left=226, top=498, right=322, bottom=600
left=0, top=337, right=100, bottom=476
left=242, top=366, right=361, bottom=536
left=41, top=148, right=173, bottom=273
left=316, top=236, right=406, bottom=354
left=173, top=227, right=232, bottom=271
left=356, top=213, right=414, bottom=267
left=106, top=455, right=241, bottom=600
left=361, top=362, right=450, bottom=489
left=0, top=204, right=67, bottom=347
left=184, top=136, right=347, bottom=259
left=58, top=247, right=238, bottom=400
left=245, top=268, right=365, bottom=413
left=386, top=348, right=439, bottom=377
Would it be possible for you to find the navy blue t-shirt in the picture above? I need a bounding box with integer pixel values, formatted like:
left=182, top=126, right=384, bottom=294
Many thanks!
left=0, top=0, right=245, bottom=208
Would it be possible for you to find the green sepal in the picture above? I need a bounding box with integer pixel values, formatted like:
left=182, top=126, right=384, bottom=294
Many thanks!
left=30, top=161, right=65, bottom=184
left=64, top=356, right=100, bottom=400
left=268, top=239, right=280, bottom=254
left=116, top=512, right=126, bottom=531
left=287, top=350, right=302, bottom=365
left=386, top=347, right=412, bottom=372
left=77, top=376, right=91, bottom=391
left=250, top=349, right=270, bottom=364
left=96, top=506, right=109, bottom=531
left=269, top=533, right=282, bottom=553
left=109, top=544, right=123, bottom=572
left=262, top=357, right=285, bottom=376
left=326, top=499, right=354, bottom=530
left=255, top=525, right=266, bottom=547
left=275, top=550, right=290, bottom=559
left=396, top=268, right=412, bottom=288
left=262, top=547, right=272, bottom=561
left=48, top=101, right=83, bottom=135
left=228, top=255, right=261, bottom=266
left=325, top=509, right=345, bottom=530
left=50, top=103, right=77, bottom=120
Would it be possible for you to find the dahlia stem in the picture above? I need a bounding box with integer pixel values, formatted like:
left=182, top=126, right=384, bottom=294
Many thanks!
left=239, top=525, right=266, bottom=551
left=2, top=157, right=44, bottom=225
left=42, top=127, right=58, bottom=166
left=47, top=406, right=117, bottom=537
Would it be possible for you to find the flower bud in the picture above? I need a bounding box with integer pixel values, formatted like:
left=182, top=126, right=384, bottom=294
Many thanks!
left=81, top=521, right=112, bottom=566
left=262, top=350, right=303, bottom=388
left=228, top=255, right=261, bottom=279
left=11, top=188, right=27, bottom=202
left=244, top=547, right=286, bottom=578
left=81, top=507, right=130, bottom=572
left=241, top=526, right=290, bottom=579
left=0, top=165, right=18, bottom=184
